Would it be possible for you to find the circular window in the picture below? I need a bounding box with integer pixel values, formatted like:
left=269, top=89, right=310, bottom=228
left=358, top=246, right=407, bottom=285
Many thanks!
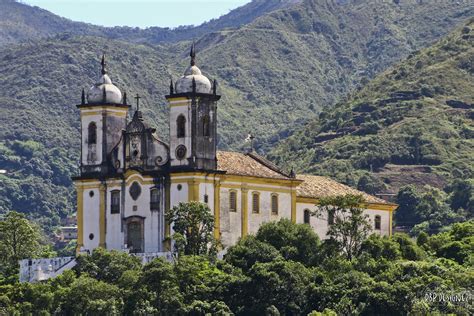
left=129, top=182, right=142, bottom=200
left=177, top=184, right=182, bottom=191
left=89, top=190, right=94, bottom=197
left=89, top=233, right=94, bottom=240
left=114, top=160, right=121, bottom=169
left=175, top=145, right=187, bottom=160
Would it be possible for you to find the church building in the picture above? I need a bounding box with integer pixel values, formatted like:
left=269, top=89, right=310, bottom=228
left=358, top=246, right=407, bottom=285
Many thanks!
left=73, top=45, right=397, bottom=255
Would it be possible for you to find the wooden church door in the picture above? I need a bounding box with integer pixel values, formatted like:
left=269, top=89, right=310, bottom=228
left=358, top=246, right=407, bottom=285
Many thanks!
left=127, top=220, right=143, bottom=253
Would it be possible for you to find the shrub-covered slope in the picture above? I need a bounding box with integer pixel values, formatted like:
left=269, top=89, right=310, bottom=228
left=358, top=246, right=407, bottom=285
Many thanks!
left=270, top=18, right=474, bottom=195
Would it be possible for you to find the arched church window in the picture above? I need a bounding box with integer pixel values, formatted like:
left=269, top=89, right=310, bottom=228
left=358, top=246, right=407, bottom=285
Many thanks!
left=111, top=190, right=120, bottom=214
left=150, top=188, right=159, bottom=211
left=88, top=122, right=97, bottom=144
left=375, top=215, right=381, bottom=230
left=304, top=209, right=311, bottom=224
left=202, top=115, right=210, bottom=137
left=271, top=193, right=278, bottom=215
left=252, top=192, right=260, bottom=214
left=229, top=190, right=237, bottom=212
left=177, top=115, right=186, bottom=138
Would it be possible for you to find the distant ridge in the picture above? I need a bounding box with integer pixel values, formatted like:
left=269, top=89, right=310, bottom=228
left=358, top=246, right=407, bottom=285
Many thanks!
left=0, top=0, right=301, bottom=47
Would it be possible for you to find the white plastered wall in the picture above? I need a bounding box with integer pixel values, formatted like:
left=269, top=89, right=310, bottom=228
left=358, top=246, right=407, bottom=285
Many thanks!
left=122, top=176, right=163, bottom=253
left=219, top=182, right=293, bottom=247
left=247, top=190, right=292, bottom=234
left=169, top=101, right=192, bottom=166
left=199, top=182, right=215, bottom=213
left=81, top=114, right=103, bottom=165
left=296, top=202, right=391, bottom=240
left=82, top=187, right=100, bottom=250
left=219, top=187, right=242, bottom=247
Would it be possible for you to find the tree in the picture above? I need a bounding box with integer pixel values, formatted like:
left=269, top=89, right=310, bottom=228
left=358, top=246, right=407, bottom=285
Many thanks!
left=255, top=219, right=321, bottom=266
left=0, top=211, right=42, bottom=275
left=224, top=235, right=282, bottom=271
left=165, top=202, right=218, bottom=256
left=73, top=248, right=141, bottom=284
left=395, top=185, right=422, bottom=227
left=313, top=194, right=371, bottom=260
left=446, top=179, right=473, bottom=214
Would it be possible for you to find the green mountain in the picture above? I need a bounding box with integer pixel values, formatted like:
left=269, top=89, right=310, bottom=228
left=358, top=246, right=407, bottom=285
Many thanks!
left=0, top=0, right=299, bottom=47
left=270, top=18, right=474, bottom=196
left=0, top=0, right=473, bottom=230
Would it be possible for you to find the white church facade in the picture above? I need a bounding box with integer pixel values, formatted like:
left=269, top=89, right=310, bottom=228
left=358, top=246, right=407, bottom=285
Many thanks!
left=73, top=45, right=397, bottom=255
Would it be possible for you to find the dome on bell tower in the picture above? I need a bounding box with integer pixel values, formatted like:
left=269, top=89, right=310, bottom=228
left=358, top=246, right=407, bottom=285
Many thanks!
left=175, top=42, right=212, bottom=94
left=87, top=54, right=123, bottom=104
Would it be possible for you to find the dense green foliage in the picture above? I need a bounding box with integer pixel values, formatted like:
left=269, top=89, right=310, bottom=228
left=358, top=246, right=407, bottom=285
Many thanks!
left=0, top=0, right=472, bottom=232
left=0, top=218, right=472, bottom=315
left=0, top=211, right=53, bottom=281
left=165, top=202, right=218, bottom=256
left=271, top=18, right=474, bottom=199
left=395, top=182, right=472, bottom=234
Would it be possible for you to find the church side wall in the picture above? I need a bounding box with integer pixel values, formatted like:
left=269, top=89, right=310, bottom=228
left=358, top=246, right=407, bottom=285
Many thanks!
left=247, top=190, right=292, bottom=235
left=82, top=186, right=100, bottom=250
left=295, top=202, right=392, bottom=240
left=220, top=187, right=242, bottom=247
left=219, top=181, right=293, bottom=248
left=295, top=203, right=329, bottom=239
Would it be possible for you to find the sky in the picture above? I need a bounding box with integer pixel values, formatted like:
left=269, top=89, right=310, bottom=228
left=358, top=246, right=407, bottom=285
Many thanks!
left=22, top=0, right=252, bottom=28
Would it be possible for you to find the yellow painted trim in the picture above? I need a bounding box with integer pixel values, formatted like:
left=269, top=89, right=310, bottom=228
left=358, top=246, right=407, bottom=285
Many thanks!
left=221, top=184, right=292, bottom=193
left=79, top=184, right=102, bottom=190
left=223, top=174, right=303, bottom=186
left=241, top=187, right=248, bottom=237
left=389, top=209, right=393, bottom=236
left=170, top=172, right=302, bottom=187
left=213, top=179, right=221, bottom=240
left=167, top=97, right=189, bottom=102
left=164, top=178, right=171, bottom=251
left=99, top=184, right=106, bottom=248
left=76, top=186, right=84, bottom=254
left=187, top=179, right=200, bottom=201
left=80, top=111, right=127, bottom=118
left=170, top=171, right=220, bottom=178
left=171, top=177, right=216, bottom=184
left=126, top=179, right=155, bottom=186
left=291, top=189, right=297, bottom=223
left=296, top=196, right=397, bottom=212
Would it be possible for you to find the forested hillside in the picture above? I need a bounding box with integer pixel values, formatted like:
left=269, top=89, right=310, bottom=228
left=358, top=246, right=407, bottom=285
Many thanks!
left=270, top=18, right=474, bottom=197
left=0, top=0, right=473, bottom=230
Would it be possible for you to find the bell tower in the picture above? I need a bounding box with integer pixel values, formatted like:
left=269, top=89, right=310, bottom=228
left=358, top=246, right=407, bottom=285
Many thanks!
left=166, top=43, right=220, bottom=171
left=77, top=54, right=129, bottom=175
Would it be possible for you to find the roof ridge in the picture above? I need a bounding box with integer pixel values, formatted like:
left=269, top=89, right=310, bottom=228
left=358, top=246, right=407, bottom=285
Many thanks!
left=246, top=151, right=291, bottom=178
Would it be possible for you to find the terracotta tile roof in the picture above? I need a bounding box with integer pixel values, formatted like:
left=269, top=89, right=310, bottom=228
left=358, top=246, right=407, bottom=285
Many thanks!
left=216, top=151, right=391, bottom=205
left=217, top=151, right=291, bottom=180
left=296, top=174, right=389, bottom=204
